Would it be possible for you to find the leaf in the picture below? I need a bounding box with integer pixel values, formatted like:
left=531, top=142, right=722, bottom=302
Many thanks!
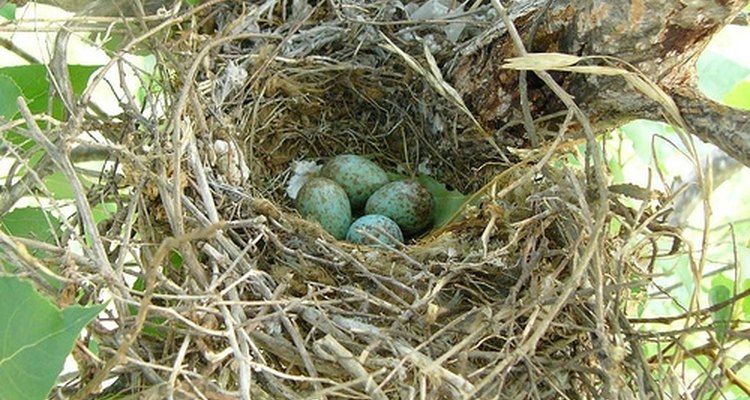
left=0, top=207, right=61, bottom=246
left=92, top=202, right=117, bottom=225
left=620, top=120, right=675, bottom=169
left=0, top=276, right=104, bottom=400
left=0, top=2, right=15, bottom=20
left=742, top=279, right=750, bottom=318
left=1, top=207, right=62, bottom=279
left=415, top=175, right=470, bottom=229
left=43, top=172, right=77, bottom=200
left=708, top=281, right=732, bottom=343
left=1, top=64, right=99, bottom=151
left=169, top=249, right=184, bottom=269
left=696, top=49, right=750, bottom=101
left=723, top=79, right=750, bottom=110
left=0, top=64, right=100, bottom=120
left=0, top=74, right=23, bottom=120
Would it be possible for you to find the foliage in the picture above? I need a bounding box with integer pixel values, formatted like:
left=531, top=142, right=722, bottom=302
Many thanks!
left=0, top=276, right=103, bottom=400
left=607, top=24, right=750, bottom=397
left=0, top=9, right=109, bottom=400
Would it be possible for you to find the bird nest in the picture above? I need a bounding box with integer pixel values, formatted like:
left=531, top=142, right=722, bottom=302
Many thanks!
left=7, top=1, right=676, bottom=399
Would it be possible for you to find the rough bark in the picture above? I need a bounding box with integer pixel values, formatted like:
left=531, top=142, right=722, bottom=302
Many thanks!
left=450, top=0, right=750, bottom=167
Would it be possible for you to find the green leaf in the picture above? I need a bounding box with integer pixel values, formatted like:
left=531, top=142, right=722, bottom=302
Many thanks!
left=697, top=49, right=750, bottom=101
left=42, top=172, right=77, bottom=200
left=607, top=150, right=626, bottom=184
left=723, top=79, right=750, bottom=110
left=414, top=175, right=470, bottom=229
left=92, top=202, right=117, bottom=225
left=0, top=207, right=61, bottom=246
left=708, top=281, right=732, bottom=343
left=184, top=0, right=201, bottom=6
left=742, top=279, right=750, bottom=318
left=169, top=249, right=183, bottom=269
left=0, top=276, right=104, bottom=400
left=0, top=74, right=23, bottom=120
left=0, top=2, right=16, bottom=20
left=1, top=64, right=99, bottom=151
left=1, top=207, right=62, bottom=277
left=0, top=64, right=100, bottom=120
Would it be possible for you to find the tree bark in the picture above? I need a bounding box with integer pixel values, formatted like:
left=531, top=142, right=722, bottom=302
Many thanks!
left=450, top=0, right=750, bottom=167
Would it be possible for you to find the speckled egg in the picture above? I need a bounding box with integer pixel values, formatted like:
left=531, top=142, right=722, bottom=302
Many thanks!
left=295, top=177, right=352, bottom=240
left=321, top=154, right=389, bottom=210
left=346, top=214, right=404, bottom=246
left=364, top=180, right=434, bottom=235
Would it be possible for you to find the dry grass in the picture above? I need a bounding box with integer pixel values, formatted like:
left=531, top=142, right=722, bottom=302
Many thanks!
left=0, top=1, right=707, bottom=399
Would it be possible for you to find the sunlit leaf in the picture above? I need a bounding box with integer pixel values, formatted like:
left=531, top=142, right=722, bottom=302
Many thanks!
left=0, top=207, right=62, bottom=278
left=169, top=249, right=184, bottom=269
left=708, top=281, right=732, bottom=343
left=414, top=175, right=470, bottom=229
left=696, top=49, right=750, bottom=101
left=0, top=64, right=100, bottom=120
left=0, top=2, right=15, bottom=20
left=0, top=75, right=22, bottom=120
left=0, top=207, right=61, bottom=247
left=0, top=276, right=104, bottom=400
left=723, top=79, right=750, bottom=110
left=742, top=279, right=750, bottom=317
left=92, top=202, right=117, bottom=225
left=43, top=171, right=77, bottom=200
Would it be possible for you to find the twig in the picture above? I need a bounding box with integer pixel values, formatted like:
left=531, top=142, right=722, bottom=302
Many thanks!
left=315, top=335, right=389, bottom=400
left=16, top=97, right=117, bottom=280
left=72, top=223, right=222, bottom=400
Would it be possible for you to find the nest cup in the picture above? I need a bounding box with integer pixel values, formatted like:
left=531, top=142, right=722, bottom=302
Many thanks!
left=65, top=2, right=663, bottom=399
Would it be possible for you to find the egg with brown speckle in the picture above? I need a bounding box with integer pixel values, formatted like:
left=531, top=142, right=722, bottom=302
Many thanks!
left=364, top=180, right=433, bottom=235
left=295, top=177, right=352, bottom=239
left=346, top=214, right=404, bottom=246
left=321, top=154, right=389, bottom=210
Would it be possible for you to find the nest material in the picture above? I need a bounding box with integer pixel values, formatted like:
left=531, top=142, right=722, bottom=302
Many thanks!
left=3, top=1, right=676, bottom=399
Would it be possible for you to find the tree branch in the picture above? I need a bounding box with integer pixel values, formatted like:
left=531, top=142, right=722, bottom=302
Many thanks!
left=450, top=0, right=750, bottom=166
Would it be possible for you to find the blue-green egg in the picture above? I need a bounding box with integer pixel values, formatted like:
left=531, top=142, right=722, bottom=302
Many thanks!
left=321, top=154, right=389, bottom=209
left=346, top=214, right=404, bottom=246
left=365, top=180, right=434, bottom=235
left=295, top=177, right=352, bottom=239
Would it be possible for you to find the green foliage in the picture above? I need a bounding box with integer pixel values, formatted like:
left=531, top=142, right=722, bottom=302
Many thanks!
left=742, top=279, right=750, bottom=317
left=696, top=49, right=750, bottom=102
left=42, top=172, right=78, bottom=200
left=91, top=202, right=117, bottom=225
left=0, top=64, right=99, bottom=121
left=0, top=75, right=22, bottom=119
left=0, top=2, right=15, bottom=20
left=0, top=276, right=104, bottom=400
left=414, top=175, right=470, bottom=229
left=0, top=207, right=61, bottom=258
left=0, top=207, right=63, bottom=288
left=184, top=0, right=201, bottom=6
left=708, top=277, right=733, bottom=343
left=619, top=120, right=676, bottom=170
left=723, top=80, right=750, bottom=110
left=169, top=249, right=184, bottom=270
left=0, top=64, right=100, bottom=153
